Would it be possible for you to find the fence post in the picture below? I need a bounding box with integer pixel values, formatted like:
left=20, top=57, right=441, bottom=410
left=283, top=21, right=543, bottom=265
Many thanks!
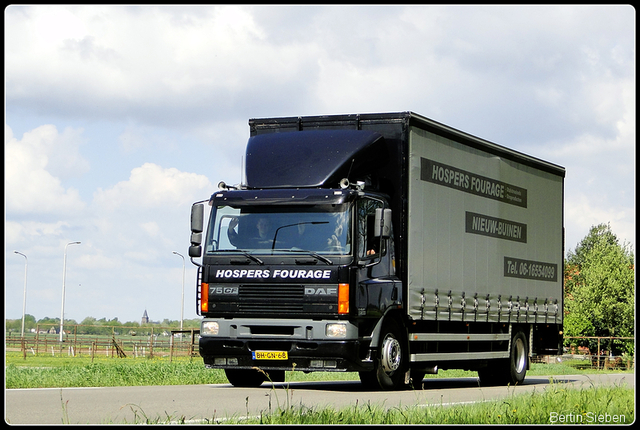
left=170, top=334, right=174, bottom=363
left=35, top=324, right=40, bottom=355
left=150, top=327, right=154, bottom=358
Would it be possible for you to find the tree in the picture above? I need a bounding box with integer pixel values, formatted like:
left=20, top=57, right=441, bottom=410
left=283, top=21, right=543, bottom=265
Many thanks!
left=564, top=223, right=635, bottom=355
left=80, top=317, right=98, bottom=334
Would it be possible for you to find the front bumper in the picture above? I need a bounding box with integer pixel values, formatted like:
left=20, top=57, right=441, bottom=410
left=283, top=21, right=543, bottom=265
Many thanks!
left=198, top=318, right=373, bottom=372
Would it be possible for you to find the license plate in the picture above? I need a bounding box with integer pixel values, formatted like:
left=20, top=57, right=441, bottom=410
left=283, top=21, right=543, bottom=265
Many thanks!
left=252, top=350, right=288, bottom=360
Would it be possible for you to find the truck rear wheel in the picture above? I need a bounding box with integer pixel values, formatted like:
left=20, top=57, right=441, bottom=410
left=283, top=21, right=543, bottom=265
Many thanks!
left=477, top=329, right=528, bottom=386
left=359, top=319, right=408, bottom=391
left=507, top=330, right=528, bottom=385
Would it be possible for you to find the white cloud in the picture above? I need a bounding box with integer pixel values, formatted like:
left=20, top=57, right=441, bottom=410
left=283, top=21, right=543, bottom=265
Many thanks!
left=5, top=5, right=316, bottom=125
left=565, top=193, right=635, bottom=253
left=34, top=7, right=88, bottom=47
left=5, top=124, right=87, bottom=215
left=93, top=162, right=212, bottom=210
left=4, top=220, right=71, bottom=245
left=86, top=162, right=212, bottom=276
left=141, top=221, right=161, bottom=237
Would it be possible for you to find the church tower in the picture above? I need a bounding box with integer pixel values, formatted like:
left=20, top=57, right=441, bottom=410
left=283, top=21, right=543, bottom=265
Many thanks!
left=141, top=309, right=149, bottom=324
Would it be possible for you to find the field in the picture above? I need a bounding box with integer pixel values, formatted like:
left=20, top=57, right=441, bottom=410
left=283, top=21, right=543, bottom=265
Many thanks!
left=5, top=352, right=634, bottom=424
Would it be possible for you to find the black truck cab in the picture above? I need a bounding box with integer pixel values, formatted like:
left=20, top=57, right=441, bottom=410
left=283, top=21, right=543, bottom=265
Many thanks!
left=194, top=185, right=401, bottom=384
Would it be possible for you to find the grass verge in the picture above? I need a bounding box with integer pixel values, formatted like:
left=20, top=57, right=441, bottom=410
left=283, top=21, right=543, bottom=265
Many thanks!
left=5, top=351, right=633, bottom=389
left=6, top=352, right=634, bottom=424
left=238, top=385, right=634, bottom=424
left=110, top=384, right=634, bottom=424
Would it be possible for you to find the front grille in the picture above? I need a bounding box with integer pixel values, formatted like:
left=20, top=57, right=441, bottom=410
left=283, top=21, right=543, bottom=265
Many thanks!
left=238, top=284, right=304, bottom=313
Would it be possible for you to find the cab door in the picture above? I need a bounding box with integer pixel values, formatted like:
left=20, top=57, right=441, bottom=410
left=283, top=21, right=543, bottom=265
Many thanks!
left=354, top=198, right=401, bottom=317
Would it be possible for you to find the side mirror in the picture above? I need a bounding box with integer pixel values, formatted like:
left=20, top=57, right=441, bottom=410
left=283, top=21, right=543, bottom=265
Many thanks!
left=189, top=244, right=202, bottom=258
left=191, top=203, right=204, bottom=234
left=374, top=208, right=392, bottom=239
left=189, top=204, right=204, bottom=258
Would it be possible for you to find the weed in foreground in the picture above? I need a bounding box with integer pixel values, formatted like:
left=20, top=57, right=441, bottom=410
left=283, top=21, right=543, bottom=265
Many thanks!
left=215, top=384, right=634, bottom=425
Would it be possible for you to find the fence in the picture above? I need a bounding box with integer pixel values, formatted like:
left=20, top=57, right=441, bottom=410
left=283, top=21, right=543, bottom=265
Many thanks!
left=5, top=324, right=200, bottom=362
left=559, top=336, right=635, bottom=370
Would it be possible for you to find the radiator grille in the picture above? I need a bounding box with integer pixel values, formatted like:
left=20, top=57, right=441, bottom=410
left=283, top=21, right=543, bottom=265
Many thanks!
left=238, top=284, right=304, bottom=313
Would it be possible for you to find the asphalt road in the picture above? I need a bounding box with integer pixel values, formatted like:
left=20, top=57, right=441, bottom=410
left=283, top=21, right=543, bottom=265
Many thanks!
left=5, top=373, right=633, bottom=424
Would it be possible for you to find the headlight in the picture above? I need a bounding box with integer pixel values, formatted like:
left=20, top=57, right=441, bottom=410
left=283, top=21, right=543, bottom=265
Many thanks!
left=202, top=321, right=219, bottom=335
left=326, top=323, right=347, bottom=338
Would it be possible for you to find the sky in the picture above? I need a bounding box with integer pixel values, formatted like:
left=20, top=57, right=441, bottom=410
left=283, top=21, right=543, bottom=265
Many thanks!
left=4, top=5, right=635, bottom=325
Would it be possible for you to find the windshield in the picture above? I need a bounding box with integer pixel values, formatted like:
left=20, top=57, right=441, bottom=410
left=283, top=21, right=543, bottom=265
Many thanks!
left=205, top=204, right=351, bottom=255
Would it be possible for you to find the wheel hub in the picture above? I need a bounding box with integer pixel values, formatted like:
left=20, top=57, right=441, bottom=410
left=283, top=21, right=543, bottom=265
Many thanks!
left=381, top=334, right=401, bottom=373
left=514, top=337, right=527, bottom=373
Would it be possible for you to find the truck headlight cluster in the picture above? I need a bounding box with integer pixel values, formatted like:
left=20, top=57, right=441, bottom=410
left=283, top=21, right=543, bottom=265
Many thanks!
left=325, top=323, right=347, bottom=338
left=202, top=321, right=219, bottom=335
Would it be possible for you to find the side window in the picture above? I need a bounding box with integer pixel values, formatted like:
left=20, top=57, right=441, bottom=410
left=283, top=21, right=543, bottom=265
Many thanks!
left=208, top=206, right=240, bottom=252
left=357, top=199, right=383, bottom=259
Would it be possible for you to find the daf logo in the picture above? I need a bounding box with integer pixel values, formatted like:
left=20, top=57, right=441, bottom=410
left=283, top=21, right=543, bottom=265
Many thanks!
left=305, top=287, right=337, bottom=296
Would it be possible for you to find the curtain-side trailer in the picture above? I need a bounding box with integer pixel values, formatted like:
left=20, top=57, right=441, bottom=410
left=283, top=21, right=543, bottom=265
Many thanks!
left=188, top=112, right=565, bottom=390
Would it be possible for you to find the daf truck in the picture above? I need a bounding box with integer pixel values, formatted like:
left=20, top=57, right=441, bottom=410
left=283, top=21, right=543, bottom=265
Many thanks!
left=188, top=112, right=565, bottom=390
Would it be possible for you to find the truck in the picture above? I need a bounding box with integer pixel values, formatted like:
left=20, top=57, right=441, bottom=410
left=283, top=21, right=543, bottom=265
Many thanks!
left=188, top=111, right=565, bottom=390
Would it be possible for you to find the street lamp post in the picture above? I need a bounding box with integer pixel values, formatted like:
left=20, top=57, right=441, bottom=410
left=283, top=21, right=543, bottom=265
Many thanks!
left=14, top=251, right=28, bottom=338
left=173, top=251, right=185, bottom=331
left=60, top=241, right=81, bottom=342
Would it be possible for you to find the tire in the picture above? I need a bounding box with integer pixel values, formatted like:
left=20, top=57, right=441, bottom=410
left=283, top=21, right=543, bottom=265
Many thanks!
left=409, top=370, right=426, bottom=389
left=477, top=362, right=505, bottom=386
left=225, top=369, right=266, bottom=387
left=358, top=369, right=378, bottom=389
left=359, top=319, right=408, bottom=391
left=507, top=330, right=528, bottom=385
left=477, top=329, right=528, bottom=386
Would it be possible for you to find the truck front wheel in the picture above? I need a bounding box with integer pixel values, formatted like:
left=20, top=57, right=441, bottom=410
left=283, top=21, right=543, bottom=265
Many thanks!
left=359, top=319, right=408, bottom=390
left=224, top=369, right=265, bottom=387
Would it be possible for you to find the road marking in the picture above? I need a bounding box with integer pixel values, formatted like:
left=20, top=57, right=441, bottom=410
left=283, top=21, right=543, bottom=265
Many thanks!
left=418, top=399, right=493, bottom=408
left=8, top=386, right=106, bottom=391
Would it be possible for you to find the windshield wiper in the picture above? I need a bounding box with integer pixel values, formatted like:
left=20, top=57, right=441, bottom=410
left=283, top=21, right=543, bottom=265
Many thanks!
left=273, top=249, right=333, bottom=265
left=225, top=249, right=264, bottom=265
left=303, top=251, right=333, bottom=266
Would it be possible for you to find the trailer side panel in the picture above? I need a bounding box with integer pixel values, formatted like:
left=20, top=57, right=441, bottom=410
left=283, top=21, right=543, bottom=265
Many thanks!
left=406, top=126, right=563, bottom=324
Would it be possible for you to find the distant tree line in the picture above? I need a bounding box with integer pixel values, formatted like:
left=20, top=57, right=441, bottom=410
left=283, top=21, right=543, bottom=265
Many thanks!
left=5, top=315, right=201, bottom=336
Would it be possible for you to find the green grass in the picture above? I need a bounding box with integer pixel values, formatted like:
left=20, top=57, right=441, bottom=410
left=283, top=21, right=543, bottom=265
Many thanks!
left=5, top=356, right=226, bottom=388
left=5, top=352, right=634, bottom=424
left=5, top=351, right=633, bottom=389
left=112, top=384, right=634, bottom=425
left=232, top=384, right=634, bottom=425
